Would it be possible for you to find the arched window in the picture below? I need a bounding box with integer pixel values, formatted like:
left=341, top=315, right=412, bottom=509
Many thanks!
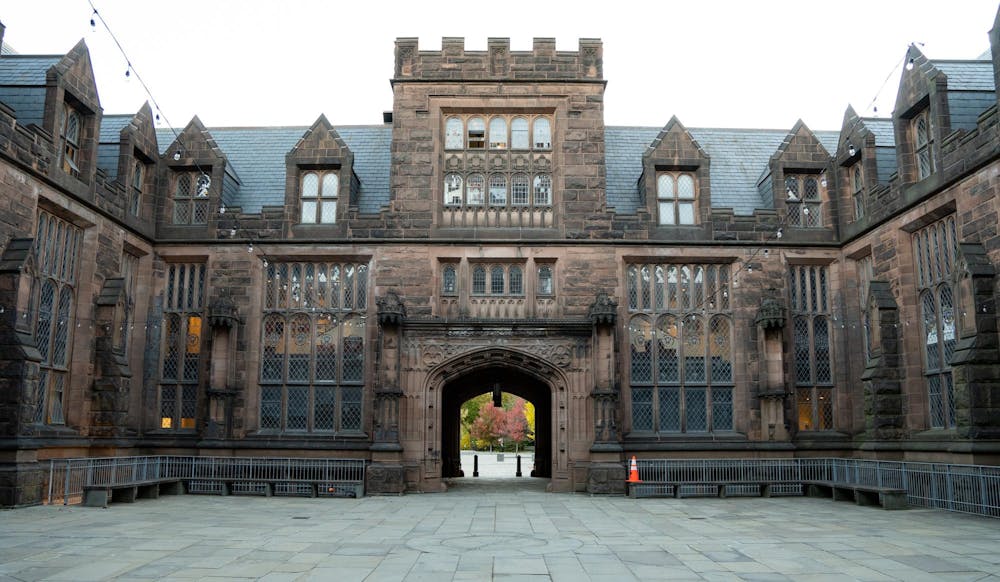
left=489, top=117, right=507, bottom=149
left=130, top=161, right=144, bottom=216
left=852, top=164, right=865, bottom=221
left=466, top=174, right=485, bottom=205
left=442, top=265, right=457, bottom=295
left=60, top=105, right=81, bottom=175
left=472, top=266, right=487, bottom=295
left=490, top=266, right=505, bottom=295
left=790, top=265, right=834, bottom=431
left=509, top=266, right=523, bottom=296
left=511, top=174, right=529, bottom=206
left=657, top=172, right=696, bottom=225
left=300, top=171, right=338, bottom=224
left=445, top=117, right=463, bottom=149
left=489, top=174, right=507, bottom=206
left=444, top=173, right=463, bottom=206
left=533, top=174, right=552, bottom=206
left=467, top=117, right=485, bottom=149
left=533, top=117, right=551, bottom=149
left=511, top=117, right=529, bottom=149
left=537, top=265, right=553, bottom=295
left=915, top=113, right=934, bottom=179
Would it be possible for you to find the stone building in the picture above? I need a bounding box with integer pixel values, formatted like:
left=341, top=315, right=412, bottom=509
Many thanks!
left=0, top=10, right=999, bottom=506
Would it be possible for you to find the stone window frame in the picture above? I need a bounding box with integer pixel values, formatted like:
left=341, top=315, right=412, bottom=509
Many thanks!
left=656, top=171, right=697, bottom=226
left=29, top=210, right=84, bottom=425
left=625, top=263, right=734, bottom=434
left=59, top=103, right=82, bottom=177
left=444, top=113, right=553, bottom=152
left=789, top=264, right=835, bottom=431
left=441, top=264, right=458, bottom=296
left=913, top=109, right=935, bottom=180
left=784, top=173, right=825, bottom=228
left=159, top=262, right=206, bottom=431
left=258, top=260, right=368, bottom=434
left=129, top=159, right=145, bottom=218
left=299, top=170, right=340, bottom=225
left=170, top=170, right=211, bottom=225
left=536, top=263, right=555, bottom=296
left=913, top=215, right=958, bottom=429
left=470, top=262, right=525, bottom=297
left=851, top=163, right=865, bottom=221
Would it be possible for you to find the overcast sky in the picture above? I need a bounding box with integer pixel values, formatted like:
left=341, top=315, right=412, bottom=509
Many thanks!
left=2, top=1, right=998, bottom=131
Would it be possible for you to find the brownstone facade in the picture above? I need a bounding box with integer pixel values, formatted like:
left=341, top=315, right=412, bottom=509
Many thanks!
left=1, top=16, right=999, bottom=505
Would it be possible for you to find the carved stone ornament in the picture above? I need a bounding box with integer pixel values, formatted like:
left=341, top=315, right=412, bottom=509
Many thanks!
left=468, top=155, right=485, bottom=170
left=534, top=155, right=551, bottom=170
left=755, top=297, right=786, bottom=330
left=588, top=293, right=618, bottom=325
left=377, top=291, right=406, bottom=325
left=446, top=155, right=463, bottom=170
left=419, top=339, right=574, bottom=369
left=490, top=155, right=507, bottom=170
left=208, top=295, right=240, bottom=329
left=513, top=155, right=529, bottom=170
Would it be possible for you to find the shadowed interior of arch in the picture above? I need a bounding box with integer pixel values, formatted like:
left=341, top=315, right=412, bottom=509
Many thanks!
left=441, top=366, right=552, bottom=480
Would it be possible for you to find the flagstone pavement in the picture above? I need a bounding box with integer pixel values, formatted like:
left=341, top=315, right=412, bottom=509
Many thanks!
left=2, top=468, right=999, bottom=581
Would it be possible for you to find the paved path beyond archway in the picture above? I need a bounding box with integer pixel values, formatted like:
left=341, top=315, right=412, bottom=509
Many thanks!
left=1, top=493, right=998, bottom=580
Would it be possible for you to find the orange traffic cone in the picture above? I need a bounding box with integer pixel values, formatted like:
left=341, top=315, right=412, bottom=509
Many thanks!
left=626, top=455, right=641, bottom=483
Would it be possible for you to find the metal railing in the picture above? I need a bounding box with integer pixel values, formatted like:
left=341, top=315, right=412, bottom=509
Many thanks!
left=47, top=456, right=366, bottom=505
left=633, top=458, right=1000, bottom=518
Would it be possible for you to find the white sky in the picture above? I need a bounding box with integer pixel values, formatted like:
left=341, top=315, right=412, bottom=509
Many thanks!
left=2, top=0, right=998, bottom=131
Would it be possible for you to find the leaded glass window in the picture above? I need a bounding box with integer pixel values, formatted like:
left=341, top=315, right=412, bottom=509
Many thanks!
left=537, top=265, right=553, bottom=295
left=656, top=172, right=697, bottom=225
left=467, top=117, right=485, bottom=149
left=172, top=171, right=210, bottom=225
left=790, top=264, right=834, bottom=431
left=442, top=265, right=457, bottom=296
left=785, top=174, right=823, bottom=228
left=60, top=104, right=82, bottom=176
left=259, top=261, right=369, bottom=433
left=130, top=160, right=145, bottom=217
left=913, top=215, right=958, bottom=428
left=300, top=170, right=339, bottom=224
left=30, top=212, right=82, bottom=425
left=857, top=255, right=874, bottom=360
left=627, top=262, right=733, bottom=433
left=445, top=117, right=463, bottom=149
left=159, top=263, right=205, bottom=430
left=852, top=164, right=865, bottom=221
left=914, top=111, right=934, bottom=180
left=470, top=263, right=525, bottom=297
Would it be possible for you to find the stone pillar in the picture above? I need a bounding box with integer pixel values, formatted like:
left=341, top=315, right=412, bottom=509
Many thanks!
left=950, top=244, right=1000, bottom=441
left=862, top=282, right=905, bottom=440
left=205, top=296, right=240, bottom=439
left=91, top=278, right=131, bottom=437
left=586, top=293, right=625, bottom=494
left=755, top=297, right=789, bottom=441
left=367, top=291, right=406, bottom=495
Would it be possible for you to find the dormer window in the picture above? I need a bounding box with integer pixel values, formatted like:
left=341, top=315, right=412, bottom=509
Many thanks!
left=785, top=174, right=823, bottom=228
left=851, top=164, right=865, bottom=221
left=60, top=104, right=82, bottom=176
left=914, top=111, right=934, bottom=180
left=657, top=172, right=696, bottom=225
left=130, top=160, right=145, bottom=217
left=300, top=170, right=339, bottom=224
left=172, top=171, right=210, bottom=225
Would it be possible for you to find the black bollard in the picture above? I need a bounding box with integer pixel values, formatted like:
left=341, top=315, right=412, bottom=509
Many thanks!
left=473, top=454, right=479, bottom=477
left=516, top=454, right=522, bottom=477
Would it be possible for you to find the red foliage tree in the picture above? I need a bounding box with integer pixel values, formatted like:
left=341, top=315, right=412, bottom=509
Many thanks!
left=505, top=398, right=528, bottom=451
left=469, top=402, right=506, bottom=450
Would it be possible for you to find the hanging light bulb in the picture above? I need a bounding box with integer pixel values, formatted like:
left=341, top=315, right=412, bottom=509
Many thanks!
left=125, top=67, right=131, bottom=81
left=262, top=258, right=269, bottom=268
left=247, top=242, right=254, bottom=254
left=155, top=113, right=161, bottom=125
left=90, top=10, right=97, bottom=30
left=848, top=144, right=856, bottom=157
left=776, top=228, right=783, bottom=239
left=906, top=57, right=915, bottom=71
left=763, top=249, right=770, bottom=257
left=229, top=227, right=237, bottom=237
left=219, top=205, right=226, bottom=215
left=173, top=150, right=181, bottom=161
left=873, top=105, right=879, bottom=117
left=820, top=175, right=827, bottom=187
left=803, top=207, right=810, bottom=216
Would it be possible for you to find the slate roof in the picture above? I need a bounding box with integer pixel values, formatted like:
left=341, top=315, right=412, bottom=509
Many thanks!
left=96, top=114, right=134, bottom=180
left=99, top=114, right=133, bottom=142
left=0, top=55, right=59, bottom=84
left=605, top=126, right=839, bottom=215
left=0, top=42, right=17, bottom=56
left=157, top=125, right=393, bottom=214
left=860, top=118, right=896, bottom=147
left=933, top=60, right=996, bottom=91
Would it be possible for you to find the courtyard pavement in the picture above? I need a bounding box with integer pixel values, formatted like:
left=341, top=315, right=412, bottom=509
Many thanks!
left=1, top=456, right=1000, bottom=581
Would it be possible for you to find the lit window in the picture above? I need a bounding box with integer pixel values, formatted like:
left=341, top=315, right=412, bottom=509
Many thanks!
left=790, top=265, right=834, bottom=431
left=657, top=172, right=696, bottom=225
left=300, top=170, right=339, bottom=224
left=160, top=263, right=205, bottom=430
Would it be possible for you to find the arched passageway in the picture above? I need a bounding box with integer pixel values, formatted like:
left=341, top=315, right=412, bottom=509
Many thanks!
left=440, top=366, right=552, bottom=480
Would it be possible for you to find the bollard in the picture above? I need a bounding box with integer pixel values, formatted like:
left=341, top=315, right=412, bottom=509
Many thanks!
left=516, top=454, right=522, bottom=477
left=473, top=454, right=479, bottom=477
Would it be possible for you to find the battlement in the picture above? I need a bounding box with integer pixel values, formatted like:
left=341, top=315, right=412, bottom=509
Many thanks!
left=393, top=37, right=603, bottom=82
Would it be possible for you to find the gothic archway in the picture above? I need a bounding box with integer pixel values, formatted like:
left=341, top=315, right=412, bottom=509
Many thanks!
left=427, top=348, right=567, bottom=482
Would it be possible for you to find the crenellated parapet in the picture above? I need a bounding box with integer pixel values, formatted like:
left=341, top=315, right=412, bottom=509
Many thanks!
left=394, top=37, right=603, bottom=82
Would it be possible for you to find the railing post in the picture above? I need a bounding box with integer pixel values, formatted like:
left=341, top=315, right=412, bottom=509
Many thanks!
left=516, top=455, right=522, bottom=477
left=63, top=463, right=71, bottom=506
left=946, top=464, right=954, bottom=511
left=473, top=454, right=479, bottom=478
left=47, top=460, right=54, bottom=505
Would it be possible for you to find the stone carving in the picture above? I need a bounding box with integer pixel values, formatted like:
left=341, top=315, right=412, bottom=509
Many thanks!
left=417, top=339, right=574, bottom=369
left=513, top=155, right=529, bottom=170
left=588, top=293, right=617, bottom=325
left=377, top=291, right=406, bottom=325
left=755, top=297, right=786, bottom=329
left=446, top=155, right=463, bottom=170
left=208, top=295, right=240, bottom=329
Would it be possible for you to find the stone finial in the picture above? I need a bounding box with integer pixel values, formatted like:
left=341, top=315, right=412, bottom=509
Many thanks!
left=588, top=293, right=617, bottom=325
left=755, top=297, right=786, bottom=329
left=377, top=291, right=406, bottom=325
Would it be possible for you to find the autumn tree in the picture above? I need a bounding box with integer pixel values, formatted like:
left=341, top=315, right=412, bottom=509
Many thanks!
left=469, top=401, right=506, bottom=450
left=506, top=398, right=528, bottom=452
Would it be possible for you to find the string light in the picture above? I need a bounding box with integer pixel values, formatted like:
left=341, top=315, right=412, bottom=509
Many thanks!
left=848, top=144, right=856, bottom=157
left=906, top=57, right=915, bottom=71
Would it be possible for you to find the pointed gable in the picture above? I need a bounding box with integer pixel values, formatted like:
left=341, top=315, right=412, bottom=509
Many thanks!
left=123, top=101, right=159, bottom=161
left=639, top=116, right=711, bottom=227
left=287, top=114, right=355, bottom=164
left=48, top=39, right=100, bottom=114
left=286, top=115, right=358, bottom=229
left=770, top=119, right=831, bottom=165
left=836, top=105, right=896, bottom=187
left=642, top=115, right=708, bottom=164
left=894, top=44, right=939, bottom=118
left=765, top=120, right=834, bottom=229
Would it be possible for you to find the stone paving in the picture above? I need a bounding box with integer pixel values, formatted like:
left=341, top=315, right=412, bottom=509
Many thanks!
left=1, top=466, right=1000, bottom=581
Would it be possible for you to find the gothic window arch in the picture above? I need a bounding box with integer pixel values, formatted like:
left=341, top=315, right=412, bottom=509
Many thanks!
left=533, top=117, right=551, bottom=149
left=627, top=263, right=733, bottom=433
left=790, top=264, right=834, bottom=430
left=489, top=117, right=507, bottom=149
left=852, top=164, right=865, bottom=221
left=260, top=261, right=369, bottom=433
left=511, top=117, right=529, bottom=149
left=160, top=263, right=205, bottom=430
left=445, top=117, right=463, bottom=149
left=657, top=172, right=696, bottom=225
left=914, top=111, right=934, bottom=180
left=300, top=171, right=339, bottom=224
